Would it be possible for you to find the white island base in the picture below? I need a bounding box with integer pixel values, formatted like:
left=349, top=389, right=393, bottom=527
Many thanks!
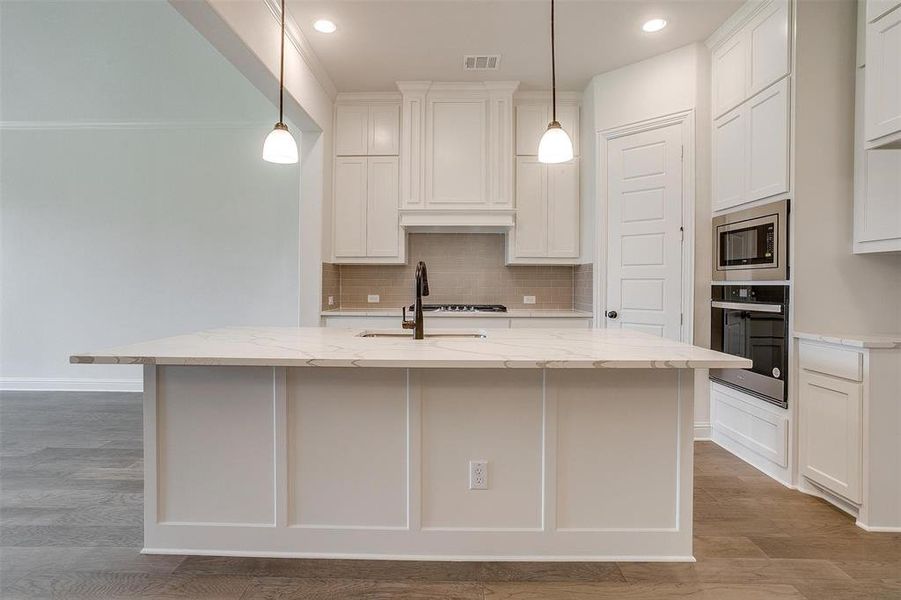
left=141, top=364, right=698, bottom=561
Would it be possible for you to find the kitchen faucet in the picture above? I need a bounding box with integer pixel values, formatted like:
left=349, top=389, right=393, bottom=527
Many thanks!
left=402, top=261, right=429, bottom=339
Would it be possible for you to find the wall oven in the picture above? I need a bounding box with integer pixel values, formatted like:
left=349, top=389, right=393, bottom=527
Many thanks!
left=713, top=200, right=788, bottom=281
left=711, top=285, right=789, bottom=408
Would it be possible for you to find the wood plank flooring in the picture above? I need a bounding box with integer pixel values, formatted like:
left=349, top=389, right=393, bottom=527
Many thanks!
left=1, top=391, right=900, bottom=599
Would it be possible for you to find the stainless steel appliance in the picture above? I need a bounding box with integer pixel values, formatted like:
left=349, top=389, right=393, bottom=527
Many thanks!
left=713, top=200, right=788, bottom=281
left=406, top=304, right=508, bottom=313
left=710, top=285, right=789, bottom=408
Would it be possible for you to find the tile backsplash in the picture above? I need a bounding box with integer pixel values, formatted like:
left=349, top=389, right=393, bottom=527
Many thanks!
left=323, top=233, right=592, bottom=311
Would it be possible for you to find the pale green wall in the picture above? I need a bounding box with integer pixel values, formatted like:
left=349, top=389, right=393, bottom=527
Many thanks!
left=1, top=0, right=302, bottom=386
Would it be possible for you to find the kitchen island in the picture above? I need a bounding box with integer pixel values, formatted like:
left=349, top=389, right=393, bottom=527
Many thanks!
left=72, top=327, right=750, bottom=561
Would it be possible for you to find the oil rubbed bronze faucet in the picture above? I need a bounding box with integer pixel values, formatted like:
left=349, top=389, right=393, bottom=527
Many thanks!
left=401, top=261, right=429, bottom=339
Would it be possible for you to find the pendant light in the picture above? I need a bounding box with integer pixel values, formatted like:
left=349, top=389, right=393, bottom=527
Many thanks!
left=538, top=0, right=573, bottom=164
left=262, top=0, right=298, bottom=164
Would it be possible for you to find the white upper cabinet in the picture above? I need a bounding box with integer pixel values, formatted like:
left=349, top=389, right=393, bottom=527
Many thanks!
left=713, top=35, right=749, bottom=117
left=746, top=78, right=790, bottom=201
left=712, top=107, right=747, bottom=212
left=712, top=0, right=790, bottom=118
left=547, top=160, right=580, bottom=257
left=333, top=157, right=368, bottom=258
left=748, top=0, right=791, bottom=97
left=333, top=156, right=402, bottom=262
left=515, top=102, right=580, bottom=156
left=366, top=157, right=400, bottom=257
left=865, top=6, right=901, bottom=147
left=398, top=81, right=518, bottom=225
left=335, top=102, right=400, bottom=156
left=513, top=157, right=547, bottom=257
left=509, top=157, right=579, bottom=263
left=710, top=0, right=791, bottom=211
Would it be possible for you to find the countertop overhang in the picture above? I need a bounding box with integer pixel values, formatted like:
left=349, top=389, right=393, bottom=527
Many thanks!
left=71, top=327, right=752, bottom=369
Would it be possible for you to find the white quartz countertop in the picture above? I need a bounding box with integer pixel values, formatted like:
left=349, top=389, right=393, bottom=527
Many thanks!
left=321, top=309, right=593, bottom=318
left=71, top=327, right=751, bottom=369
left=794, top=331, right=901, bottom=349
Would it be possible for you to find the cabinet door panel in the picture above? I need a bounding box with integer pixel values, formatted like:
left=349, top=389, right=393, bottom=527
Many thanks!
left=333, top=157, right=368, bottom=257
left=748, top=0, right=790, bottom=97
left=747, top=78, right=789, bottom=201
left=515, top=104, right=548, bottom=156
left=556, top=104, right=580, bottom=157
left=514, top=157, right=548, bottom=257
left=866, top=9, right=901, bottom=143
left=713, top=34, right=749, bottom=117
left=335, top=105, right=369, bottom=156
left=427, top=100, right=487, bottom=204
left=800, top=371, right=863, bottom=504
left=368, top=104, right=400, bottom=155
left=366, top=157, right=399, bottom=257
left=548, top=160, right=580, bottom=258
left=713, top=107, right=747, bottom=210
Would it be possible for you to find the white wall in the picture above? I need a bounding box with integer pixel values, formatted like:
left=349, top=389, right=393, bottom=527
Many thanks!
left=584, top=43, right=713, bottom=434
left=0, top=0, right=302, bottom=389
left=793, top=0, right=901, bottom=335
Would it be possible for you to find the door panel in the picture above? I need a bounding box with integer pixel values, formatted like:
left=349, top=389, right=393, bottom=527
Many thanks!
left=713, top=34, right=749, bottom=117
left=368, top=104, right=400, bottom=155
left=748, top=0, right=790, bottom=97
left=366, top=157, right=399, bottom=257
left=335, top=105, right=369, bottom=156
left=548, top=160, right=580, bottom=257
left=514, top=157, right=548, bottom=257
left=333, top=157, right=368, bottom=257
left=747, top=79, right=789, bottom=201
left=515, top=104, right=548, bottom=156
left=713, top=107, right=747, bottom=210
left=606, top=124, right=683, bottom=341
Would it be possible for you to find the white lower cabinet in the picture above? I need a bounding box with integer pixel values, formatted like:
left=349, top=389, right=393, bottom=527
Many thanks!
left=322, top=316, right=592, bottom=329
left=796, top=336, right=901, bottom=530
left=509, top=157, right=580, bottom=263
left=712, top=78, right=790, bottom=211
left=333, top=157, right=403, bottom=263
left=799, top=370, right=863, bottom=504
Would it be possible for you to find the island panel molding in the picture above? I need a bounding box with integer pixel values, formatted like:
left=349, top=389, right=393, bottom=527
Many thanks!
left=136, top=362, right=699, bottom=560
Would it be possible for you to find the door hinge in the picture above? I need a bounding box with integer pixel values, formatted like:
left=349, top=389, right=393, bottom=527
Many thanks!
left=680, top=313, right=684, bottom=325
left=681, top=145, right=684, bottom=160
left=680, top=226, right=684, bottom=242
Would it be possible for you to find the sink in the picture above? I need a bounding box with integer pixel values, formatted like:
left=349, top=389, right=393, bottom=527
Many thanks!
left=358, top=329, right=487, bottom=339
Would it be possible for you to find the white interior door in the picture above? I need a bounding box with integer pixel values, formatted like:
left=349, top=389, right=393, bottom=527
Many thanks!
left=606, top=123, right=684, bottom=341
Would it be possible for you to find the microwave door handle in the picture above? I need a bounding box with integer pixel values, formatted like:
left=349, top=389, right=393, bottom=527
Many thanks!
left=711, top=301, right=783, bottom=313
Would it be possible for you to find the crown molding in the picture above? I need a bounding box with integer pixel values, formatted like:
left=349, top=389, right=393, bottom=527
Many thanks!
left=263, top=0, right=338, bottom=99
left=706, top=0, right=771, bottom=50
left=0, top=120, right=268, bottom=130
left=335, top=92, right=402, bottom=103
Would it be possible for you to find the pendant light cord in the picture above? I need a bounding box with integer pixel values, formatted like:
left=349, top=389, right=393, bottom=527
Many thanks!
left=550, top=0, right=556, bottom=123
left=279, top=0, right=286, bottom=125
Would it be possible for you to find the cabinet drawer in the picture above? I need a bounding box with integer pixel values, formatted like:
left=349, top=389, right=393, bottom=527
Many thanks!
left=799, top=343, right=863, bottom=381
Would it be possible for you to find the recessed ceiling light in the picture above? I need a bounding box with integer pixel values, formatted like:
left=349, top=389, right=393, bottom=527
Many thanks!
left=313, top=19, right=337, bottom=33
left=642, top=18, right=667, bottom=33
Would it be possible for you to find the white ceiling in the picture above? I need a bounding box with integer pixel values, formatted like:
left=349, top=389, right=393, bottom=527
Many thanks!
left=287, top=0, right=742, bottom=93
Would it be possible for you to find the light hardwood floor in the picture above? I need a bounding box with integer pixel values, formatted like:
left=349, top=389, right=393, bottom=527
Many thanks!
left=1, top=391, right=899, bottom=599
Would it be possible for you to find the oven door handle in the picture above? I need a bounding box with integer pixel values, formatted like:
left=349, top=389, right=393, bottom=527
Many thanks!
left=711, top=301, right=783, bottom=313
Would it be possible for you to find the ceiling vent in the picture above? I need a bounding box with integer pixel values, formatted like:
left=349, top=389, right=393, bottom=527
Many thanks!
left=463, top=55, right=501, bottom=71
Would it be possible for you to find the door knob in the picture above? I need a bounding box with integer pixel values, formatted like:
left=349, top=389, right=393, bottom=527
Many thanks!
left=606, top=310, right=618, bottom=319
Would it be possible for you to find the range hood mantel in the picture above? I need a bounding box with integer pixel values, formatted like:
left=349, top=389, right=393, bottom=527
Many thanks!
left=399, top=208, right=515, bottom=231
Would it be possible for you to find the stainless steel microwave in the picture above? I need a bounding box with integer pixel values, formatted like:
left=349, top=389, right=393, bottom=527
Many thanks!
left=712, top=200, right=789, bottom=282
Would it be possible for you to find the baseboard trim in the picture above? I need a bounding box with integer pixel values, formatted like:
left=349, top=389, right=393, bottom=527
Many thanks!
left=0, top=377, right=143, bottom=392
left=694, top=422, right=712, bottom=440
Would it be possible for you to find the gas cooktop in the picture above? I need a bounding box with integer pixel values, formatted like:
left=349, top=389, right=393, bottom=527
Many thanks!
left=406, top=304, right=508, bottom=313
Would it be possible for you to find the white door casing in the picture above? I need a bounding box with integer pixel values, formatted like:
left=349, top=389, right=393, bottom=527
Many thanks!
left=605, top=123, right=684, bottom=341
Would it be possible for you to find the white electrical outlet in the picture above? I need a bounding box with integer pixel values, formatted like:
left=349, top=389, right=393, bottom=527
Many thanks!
left=367, top=294, right=380, bottom=303
left=523, top=295, right=536, bottom=305
left=469, top=460, right=488, bottom=490
left=328, top=295, right=335, bottom=306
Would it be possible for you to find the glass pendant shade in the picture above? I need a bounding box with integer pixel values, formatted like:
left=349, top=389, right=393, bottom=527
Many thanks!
left=538, top=122, right=573, bottom=164
left=263, top=123, right=298, bottom=164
